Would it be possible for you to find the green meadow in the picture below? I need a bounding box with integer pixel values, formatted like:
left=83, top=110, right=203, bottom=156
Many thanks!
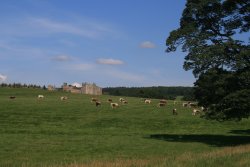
left=0, top=88, right=249, bottom=167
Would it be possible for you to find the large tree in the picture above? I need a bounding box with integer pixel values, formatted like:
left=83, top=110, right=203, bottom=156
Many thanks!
left=166, top=0, right=250, bottom=121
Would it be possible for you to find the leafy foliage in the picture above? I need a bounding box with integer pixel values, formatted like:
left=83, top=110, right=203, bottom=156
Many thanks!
left=103, top=87, right=194, bottom=100
left=207, top=89, right=250, bottom=121
left=166, top=0, right=250, bottom=121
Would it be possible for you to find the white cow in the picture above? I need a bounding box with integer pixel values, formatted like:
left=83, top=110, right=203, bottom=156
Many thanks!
left=38, top=95, right=44, bottom=99
left=110, top=103, right=119, bottom=108
left=144, top=99, right=151, bottom=104
left=61, top=96, right=68, bottom=100
left=122, top=100, right=128, bottom=104
left=91, top=98, right=98, bottom=103
left=119, top=98, right=125, bottom=102
left=192, top=109, right=200, bottom=115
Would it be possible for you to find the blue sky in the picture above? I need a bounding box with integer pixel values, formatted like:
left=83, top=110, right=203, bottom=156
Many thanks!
left=0, top=0, right=195, bottom=87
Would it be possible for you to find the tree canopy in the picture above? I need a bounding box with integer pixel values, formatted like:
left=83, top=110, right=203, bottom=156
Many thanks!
left=166, top=0, right=250, bottom=121
left=103, top=86, right=195, bottom=100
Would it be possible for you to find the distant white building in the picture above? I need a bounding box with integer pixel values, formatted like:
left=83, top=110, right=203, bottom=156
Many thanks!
left=72, top=82, right=81, bottom=88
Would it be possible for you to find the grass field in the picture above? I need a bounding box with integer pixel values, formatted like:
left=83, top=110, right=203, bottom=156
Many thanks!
left=0, top=87, right=250, bottom=167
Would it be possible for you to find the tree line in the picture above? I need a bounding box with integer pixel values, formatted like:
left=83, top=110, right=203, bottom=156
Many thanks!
left=0, top=83, right=46, bottom=89
left=103, top=86, right=195, bottom=101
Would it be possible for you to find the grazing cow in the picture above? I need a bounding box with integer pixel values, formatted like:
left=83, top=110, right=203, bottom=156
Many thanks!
left=122, top=100, right=128, bottom=104
left=95, top=101, right=101, bottom=107
left=144, top=99, right=151, bottom=104
left=182, top=103, right=188, bottom=107
left=201, top=106, right=207, bottom=112
left=160, top=99, right=167, bottom=104
left=119, top=98, right=125, bottom=102
left=157, top=102, right=166, bottom=107
left=189, top=103, right=198, bottom=108
left=110, top=103, right=119, bottom=108
left=91, top=98, right=98, bottom=103
left=38, top=95, right=44, bottom=99
left=192, top=109, right=201, bottom=115
left=173, top=108, right=178, bottom=115
left=9, top=96, right=16, bottom=99
left=107, top=98, right=113, bottom=103
left=60, top=96, right=68, bottom=100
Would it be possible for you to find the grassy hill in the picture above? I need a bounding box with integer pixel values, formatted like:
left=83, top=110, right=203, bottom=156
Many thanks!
left=0, top=88, right=249, bottom=166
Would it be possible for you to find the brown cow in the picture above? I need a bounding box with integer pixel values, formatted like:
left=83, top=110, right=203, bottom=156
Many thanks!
left=182, top=103, right=188, bottom=107
left=9, top=96, right=16, bottom=99
left=160, top=99, right=167, bottom=104
left=189, top=103, right=198, bottom=108
left=173, top=108, right=178, bottom=115
left=157, top=103, right=166, bottom=107
left=107, top=98, right=113, bottom=103
left=95, top=101, right=101, bottom=107
left=201, top=106, right=207, bottom=112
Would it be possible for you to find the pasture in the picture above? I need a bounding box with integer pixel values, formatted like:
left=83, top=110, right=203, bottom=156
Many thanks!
left=0, top=88, right=250, bottom=166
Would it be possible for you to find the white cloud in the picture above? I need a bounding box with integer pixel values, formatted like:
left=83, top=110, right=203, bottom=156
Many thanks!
left=29, top=18, right=98, bottom=38
left=69, top=63, right=95, bottom=71
left=24, top=17, right=119, bottom=39
left=52, top=55, right=72, bottom=62
left=140, top=41, right=156, bottom=48
left=0, top=40, right=52, bottom=59
left=96, top=58, right=124, bottom=65
left=0, top=16, right=120, bottom=40
left=0, top=74, right=7, bottom=82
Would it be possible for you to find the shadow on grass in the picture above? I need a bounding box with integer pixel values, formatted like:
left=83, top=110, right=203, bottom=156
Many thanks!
left=229, top=129, right=250, bottom=135
left=147, top=134, right=250, bottom=147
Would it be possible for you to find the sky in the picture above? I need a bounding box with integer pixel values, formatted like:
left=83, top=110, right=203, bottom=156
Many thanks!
left=0, top=0, right=195, bottom=87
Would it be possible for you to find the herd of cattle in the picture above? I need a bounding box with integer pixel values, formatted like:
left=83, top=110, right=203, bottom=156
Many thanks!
left=9, top=95, right=205, bottom=116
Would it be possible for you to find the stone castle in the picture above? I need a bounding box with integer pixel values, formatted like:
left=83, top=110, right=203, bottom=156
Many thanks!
left=62, top=82, right=102, bottom=95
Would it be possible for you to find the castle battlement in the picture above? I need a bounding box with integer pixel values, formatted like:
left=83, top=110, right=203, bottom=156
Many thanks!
left=62, top=82, right=102, bottom=95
